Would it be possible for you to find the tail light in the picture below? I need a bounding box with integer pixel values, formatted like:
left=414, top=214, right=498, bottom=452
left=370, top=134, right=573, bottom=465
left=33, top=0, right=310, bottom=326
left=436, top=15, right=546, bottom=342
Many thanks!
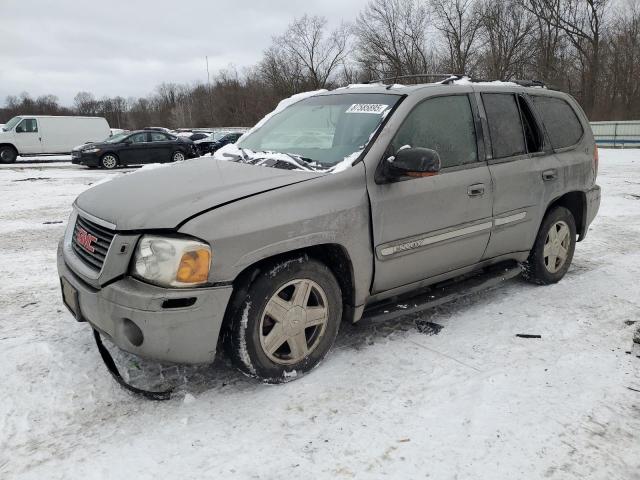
left=593, top=145, right=599, bottom=179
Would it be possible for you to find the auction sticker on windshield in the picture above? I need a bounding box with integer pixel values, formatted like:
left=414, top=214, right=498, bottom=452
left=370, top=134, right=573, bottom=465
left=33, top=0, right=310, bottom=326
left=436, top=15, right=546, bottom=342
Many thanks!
left=346, top=104, right=389, bottom=114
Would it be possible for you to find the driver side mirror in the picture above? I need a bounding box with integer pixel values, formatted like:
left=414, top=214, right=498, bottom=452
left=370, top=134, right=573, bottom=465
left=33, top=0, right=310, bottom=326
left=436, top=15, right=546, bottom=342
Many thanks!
left=123, top=140, right=132, bottom=145
left=383, top=147, right=441, bottom=181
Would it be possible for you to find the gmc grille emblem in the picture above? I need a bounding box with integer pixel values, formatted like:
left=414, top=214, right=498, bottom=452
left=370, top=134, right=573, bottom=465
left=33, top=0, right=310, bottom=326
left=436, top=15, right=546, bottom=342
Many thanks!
left=76, top=227, right=98, bottom=253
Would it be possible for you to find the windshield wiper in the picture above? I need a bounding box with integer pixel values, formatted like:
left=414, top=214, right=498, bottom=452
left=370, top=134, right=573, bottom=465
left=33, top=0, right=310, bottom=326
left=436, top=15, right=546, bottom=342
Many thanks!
left=282, top=152, right=331, bottom=171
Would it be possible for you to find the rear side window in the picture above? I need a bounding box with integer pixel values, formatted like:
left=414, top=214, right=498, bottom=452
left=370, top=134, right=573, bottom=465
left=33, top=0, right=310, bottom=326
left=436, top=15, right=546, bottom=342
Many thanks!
left=482, top=93, right=526, bottom=159
left=391, top=95, right=478, bottom=168
left=150, top=132, right=168, bottom=141
left=531, top=96, right=584, bottom=149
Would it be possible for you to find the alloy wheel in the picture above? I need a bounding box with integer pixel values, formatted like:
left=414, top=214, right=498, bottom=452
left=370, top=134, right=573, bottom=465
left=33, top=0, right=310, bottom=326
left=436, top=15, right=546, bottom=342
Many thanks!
left=101, top=155, right=117, bottom=169
left=259, top=279, right=329, bottom=365
left=543, top=220, right=571, bottom=273
left=172, top=151, right=185, bottom=162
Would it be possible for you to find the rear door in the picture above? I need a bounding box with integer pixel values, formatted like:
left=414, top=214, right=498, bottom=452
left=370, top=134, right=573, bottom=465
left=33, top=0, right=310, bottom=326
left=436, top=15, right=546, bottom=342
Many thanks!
left=368, top=93, right=494, bottom=293
left=13, top=118, right=42, bottom=154
left=147, top=132, right=173, bottom=162
left=479, top=91, right=561, bottom=258
left=118, top=132, right=150, bottom=165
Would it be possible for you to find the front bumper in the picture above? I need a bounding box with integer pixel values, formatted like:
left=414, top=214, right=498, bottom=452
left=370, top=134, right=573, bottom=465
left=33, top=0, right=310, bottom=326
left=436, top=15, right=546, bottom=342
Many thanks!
left=57, top=241, right=233, bottom=364
left=580, top=184, right=601, bottom=241
left=71, top=151, right=100, bottom=166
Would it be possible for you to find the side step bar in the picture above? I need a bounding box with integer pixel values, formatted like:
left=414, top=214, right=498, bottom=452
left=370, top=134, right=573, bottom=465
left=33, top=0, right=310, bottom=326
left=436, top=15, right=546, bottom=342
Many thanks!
left=362, top=261, right=522, bottom=323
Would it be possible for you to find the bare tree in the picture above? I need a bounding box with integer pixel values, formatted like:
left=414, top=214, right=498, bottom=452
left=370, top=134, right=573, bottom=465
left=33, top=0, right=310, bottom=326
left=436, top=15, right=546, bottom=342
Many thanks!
left=355, top=0, right=434, bottom=79
left=432, top=0, right=483, bottom=74
left=268, top=15, right=350, bottom=91
left=478, top=0, right=535, bottom=79
left=523, top=0, right=610, bottom=114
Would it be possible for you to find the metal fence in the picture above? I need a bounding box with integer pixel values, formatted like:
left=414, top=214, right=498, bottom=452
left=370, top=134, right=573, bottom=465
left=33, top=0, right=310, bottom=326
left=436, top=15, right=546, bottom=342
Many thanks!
left=590, top=121, right=640, bottom=148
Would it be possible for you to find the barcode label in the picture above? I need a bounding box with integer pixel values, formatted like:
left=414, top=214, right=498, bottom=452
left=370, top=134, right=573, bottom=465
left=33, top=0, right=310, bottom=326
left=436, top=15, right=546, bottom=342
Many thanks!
left=345, top=104, right=389, bottom=114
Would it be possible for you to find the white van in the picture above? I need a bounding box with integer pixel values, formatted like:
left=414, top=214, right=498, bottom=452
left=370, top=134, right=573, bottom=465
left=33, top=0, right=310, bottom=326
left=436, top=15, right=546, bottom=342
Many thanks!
left=0, top=115, right=111, bottom=163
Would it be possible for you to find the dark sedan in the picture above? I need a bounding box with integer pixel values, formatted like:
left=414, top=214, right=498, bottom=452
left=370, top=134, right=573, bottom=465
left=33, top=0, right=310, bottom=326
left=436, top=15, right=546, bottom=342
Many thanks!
left=72, top=130, right=197, bottom=169
left=194, top=132, right=243, bottom=156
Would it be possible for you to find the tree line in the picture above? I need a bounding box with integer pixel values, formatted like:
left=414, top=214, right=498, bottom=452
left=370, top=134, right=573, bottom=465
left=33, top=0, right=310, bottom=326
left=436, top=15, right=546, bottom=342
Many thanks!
left=1, top=0, right=638, bottom=129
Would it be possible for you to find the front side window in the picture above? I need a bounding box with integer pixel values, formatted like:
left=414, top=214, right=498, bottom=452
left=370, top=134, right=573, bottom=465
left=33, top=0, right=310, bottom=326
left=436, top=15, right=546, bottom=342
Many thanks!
left=390, top=95, right=478, bottom=168
left=130, top=133, right=148, bottom=143
left=16, top=118, right=38, bottom=133
left=531, top=95, right=584, bottom=149
left=482, top=93, right=526, bottom=159
left=237, top=93, right=401, bottom=167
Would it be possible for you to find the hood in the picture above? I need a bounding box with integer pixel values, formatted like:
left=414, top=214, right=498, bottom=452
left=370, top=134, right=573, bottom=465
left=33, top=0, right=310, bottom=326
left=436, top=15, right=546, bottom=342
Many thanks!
left=75, top=157, right=324, bottom=230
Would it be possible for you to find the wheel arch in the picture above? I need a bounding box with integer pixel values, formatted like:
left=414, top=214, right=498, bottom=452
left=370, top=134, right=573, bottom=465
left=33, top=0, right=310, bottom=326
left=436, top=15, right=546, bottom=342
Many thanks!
left=225, top=243, right=357, bottom=326
left=544, top=191, right=587, bottom=240
left=0, top=143, right=18, bottom=154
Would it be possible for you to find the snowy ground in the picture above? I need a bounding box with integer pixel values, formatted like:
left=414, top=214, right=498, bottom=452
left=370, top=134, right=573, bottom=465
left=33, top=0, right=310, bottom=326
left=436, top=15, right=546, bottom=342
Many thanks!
left=1, top=151, right=639, bottom=479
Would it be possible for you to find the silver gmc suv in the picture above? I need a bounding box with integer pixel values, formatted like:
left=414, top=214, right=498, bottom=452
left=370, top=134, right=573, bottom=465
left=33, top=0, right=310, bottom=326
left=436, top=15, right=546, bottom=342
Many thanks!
left=57, top=78, right=601, bottom=384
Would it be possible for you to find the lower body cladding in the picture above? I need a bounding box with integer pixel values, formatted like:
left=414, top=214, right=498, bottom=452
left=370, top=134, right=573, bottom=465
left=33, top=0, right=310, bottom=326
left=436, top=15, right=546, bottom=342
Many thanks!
left=57, top=254, right=233, bottom=364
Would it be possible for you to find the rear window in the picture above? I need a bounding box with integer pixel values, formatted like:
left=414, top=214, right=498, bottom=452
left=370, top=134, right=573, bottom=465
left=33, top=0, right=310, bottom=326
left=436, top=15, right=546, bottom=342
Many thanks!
left=531, top=96, right=584, bottom=149
left=482, top=93, right=526, bottom=159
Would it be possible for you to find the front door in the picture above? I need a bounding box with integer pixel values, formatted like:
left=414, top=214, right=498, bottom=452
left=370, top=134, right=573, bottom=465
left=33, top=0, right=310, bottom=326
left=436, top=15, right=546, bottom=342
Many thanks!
left=368, top=94, right=494, bottom=293
left=119, top=132, right=150, bottom=165
left=13, top=118, right=42, bottom=154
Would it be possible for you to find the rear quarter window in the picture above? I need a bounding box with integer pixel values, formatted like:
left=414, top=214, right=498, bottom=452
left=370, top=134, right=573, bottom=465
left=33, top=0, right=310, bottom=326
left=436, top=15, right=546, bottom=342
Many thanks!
left=531, top=96, right=584, bottom=149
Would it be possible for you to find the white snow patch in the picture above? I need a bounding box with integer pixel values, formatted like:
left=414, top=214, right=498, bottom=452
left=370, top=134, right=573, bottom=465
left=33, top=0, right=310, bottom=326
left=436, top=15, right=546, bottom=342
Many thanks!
left=1, top=140, right=640, bottom=480
left=450, top=75, right=519, bottom=87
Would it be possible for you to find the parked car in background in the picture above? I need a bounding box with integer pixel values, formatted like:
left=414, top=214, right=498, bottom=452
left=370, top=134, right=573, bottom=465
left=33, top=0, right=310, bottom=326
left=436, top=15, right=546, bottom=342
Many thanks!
left=175, top=130, right=214, bottom=142
left=0, top=115, right=110, bottom=163
left=58, top=79, right=600, bottom=385
left=71, top=129, right=197, bottom=169
left=195, top=131, right=243, bottom=156
left=143, top=127, right=173, bottom=134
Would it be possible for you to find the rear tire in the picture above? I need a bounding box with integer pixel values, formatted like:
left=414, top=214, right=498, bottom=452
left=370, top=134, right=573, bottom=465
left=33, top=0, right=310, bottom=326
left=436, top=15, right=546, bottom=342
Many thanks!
left=0, top=146, right=17, bottom=164
left=100, top=153, right=118, bottom=169
left=522, top=206, right=577, bottom=285
left=171, top=150, right=185, bottom=162
left=223, top=255, right=342, bottom=383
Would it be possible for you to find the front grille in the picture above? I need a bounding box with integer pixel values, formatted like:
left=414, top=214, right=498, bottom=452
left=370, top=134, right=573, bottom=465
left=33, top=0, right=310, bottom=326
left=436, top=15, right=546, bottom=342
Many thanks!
left=72, top=215, right=115, bottom=271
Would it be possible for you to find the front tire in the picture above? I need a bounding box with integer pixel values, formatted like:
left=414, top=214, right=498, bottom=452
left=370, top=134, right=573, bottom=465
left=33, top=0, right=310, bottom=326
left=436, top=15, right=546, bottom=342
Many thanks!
left=223, top=255, right=342, bottom=383
left=171, top=150, right=185, bottom=162
left=522, top=206, right=577, bottom=285
left=100, top=153, right=118, bottom=169
left=0, top=146, right=17, bottom=164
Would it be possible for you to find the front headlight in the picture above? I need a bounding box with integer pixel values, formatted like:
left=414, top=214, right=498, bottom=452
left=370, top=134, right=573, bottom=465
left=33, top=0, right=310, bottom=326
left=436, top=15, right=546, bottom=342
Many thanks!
left=83, top=148, right=101, bottom=154
left=132, top=235, right=212, bottom=287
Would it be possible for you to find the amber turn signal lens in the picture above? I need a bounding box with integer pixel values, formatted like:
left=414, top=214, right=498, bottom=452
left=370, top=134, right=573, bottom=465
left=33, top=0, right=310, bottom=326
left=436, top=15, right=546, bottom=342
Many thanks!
left=176, top=249, right=211, bottom=284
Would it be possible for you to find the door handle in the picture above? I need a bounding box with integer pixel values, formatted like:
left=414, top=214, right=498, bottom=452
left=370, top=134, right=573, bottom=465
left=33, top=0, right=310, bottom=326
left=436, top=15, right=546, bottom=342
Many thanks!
left=542, top=169, right=557, bottom=181
left=467, top=184, right=485, bottom=197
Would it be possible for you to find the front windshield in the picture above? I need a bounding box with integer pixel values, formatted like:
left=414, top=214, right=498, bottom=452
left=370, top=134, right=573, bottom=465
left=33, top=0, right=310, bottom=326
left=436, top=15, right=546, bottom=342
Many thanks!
left=103, top=132, right=129, bottom=143
left=3, top=116, right=22, bottom=131
left=237, top=93, right=400, bottom=167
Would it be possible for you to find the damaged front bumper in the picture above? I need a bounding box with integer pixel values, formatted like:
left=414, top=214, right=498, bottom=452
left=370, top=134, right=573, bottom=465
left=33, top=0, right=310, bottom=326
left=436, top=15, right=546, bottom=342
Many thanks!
left=57, top=240, right=233, bottom=364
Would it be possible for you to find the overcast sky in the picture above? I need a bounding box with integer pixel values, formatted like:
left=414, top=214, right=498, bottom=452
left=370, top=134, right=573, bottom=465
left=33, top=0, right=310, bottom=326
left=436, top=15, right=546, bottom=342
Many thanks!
left=1, top=0, right=369, bottom=106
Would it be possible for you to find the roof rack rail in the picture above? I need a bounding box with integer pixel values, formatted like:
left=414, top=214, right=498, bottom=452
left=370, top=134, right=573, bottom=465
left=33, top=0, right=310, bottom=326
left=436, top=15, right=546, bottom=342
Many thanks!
left=361, top=74, right=558, bottom=90
left=364, top=73, right=465, bottom=85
